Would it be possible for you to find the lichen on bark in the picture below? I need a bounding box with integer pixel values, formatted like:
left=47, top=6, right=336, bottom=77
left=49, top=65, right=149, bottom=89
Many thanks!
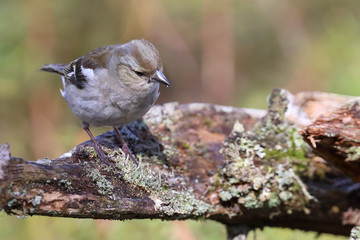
left=215, top=88, right=315, bottom=216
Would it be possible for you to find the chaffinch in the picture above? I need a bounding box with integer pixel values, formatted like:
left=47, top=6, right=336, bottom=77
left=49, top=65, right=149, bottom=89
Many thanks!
left=40, top=39, right=169, bottom=164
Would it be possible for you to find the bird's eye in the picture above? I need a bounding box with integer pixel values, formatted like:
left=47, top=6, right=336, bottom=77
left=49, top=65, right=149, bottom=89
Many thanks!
left=134, top=71, right=145, bottom=77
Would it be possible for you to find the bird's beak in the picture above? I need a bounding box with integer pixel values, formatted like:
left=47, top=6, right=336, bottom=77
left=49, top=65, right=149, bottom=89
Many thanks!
left=152, top=70, right=170, bottom=87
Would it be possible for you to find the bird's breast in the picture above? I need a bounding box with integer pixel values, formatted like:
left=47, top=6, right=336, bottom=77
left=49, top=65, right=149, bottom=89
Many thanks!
left=63, top=76, right=160, bottom=127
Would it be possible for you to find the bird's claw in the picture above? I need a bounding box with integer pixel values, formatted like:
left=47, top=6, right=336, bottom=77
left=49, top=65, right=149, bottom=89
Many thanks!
left=122, top=145, right=138, bottom=165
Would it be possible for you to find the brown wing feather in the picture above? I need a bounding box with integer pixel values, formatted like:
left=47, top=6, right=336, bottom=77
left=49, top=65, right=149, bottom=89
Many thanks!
left=81, top=45, right=116, bottom=69
left=41, top=45, right=117, bottom=89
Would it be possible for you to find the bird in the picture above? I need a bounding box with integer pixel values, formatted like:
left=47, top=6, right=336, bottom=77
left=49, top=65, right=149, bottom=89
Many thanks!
left=40, top=39, right=170, bottom=164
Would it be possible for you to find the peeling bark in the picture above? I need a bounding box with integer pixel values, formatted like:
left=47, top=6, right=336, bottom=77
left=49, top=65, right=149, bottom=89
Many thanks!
left=1, top=89, right=360, bottom=237
left=300, top=99, right=360, bottom=182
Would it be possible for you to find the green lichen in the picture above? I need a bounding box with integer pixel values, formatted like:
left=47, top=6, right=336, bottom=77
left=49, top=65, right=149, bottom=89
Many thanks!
left=243, top=193, right=263, bottom=209
left=345, top=146, right=360, bottom=161
left=161, top=136, right=170, bottom=142
left=105, top=149, right=212, bottom=216
left=279, top=191, right=293, bottom=201
left=84, top=146, right=99, bottom=159
left=216, top=88, right=315, bottom=215
left=86, top=166, right=114, bottom=196
left=30, top=195, right=42, bottom=206
left=7, top=198, right=16, bottom=207
left=82, top=144, right=212, bottom=216
left=30, top=190, right=44, bottom=207
left=219, top=190, right=233, bottom=201
left=267, top=193, right=281, bottom=208
left=59, top=179, right=73, bottom=190
left=6, top=186, right=27, bottom=208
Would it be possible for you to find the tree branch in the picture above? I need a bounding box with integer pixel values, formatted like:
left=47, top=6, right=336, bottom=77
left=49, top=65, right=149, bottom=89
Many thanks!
left=1, top=89, right=359, bottom=237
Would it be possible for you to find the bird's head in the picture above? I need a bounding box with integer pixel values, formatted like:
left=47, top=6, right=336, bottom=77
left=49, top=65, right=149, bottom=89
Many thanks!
left=113, top=39, right=170, bottom=87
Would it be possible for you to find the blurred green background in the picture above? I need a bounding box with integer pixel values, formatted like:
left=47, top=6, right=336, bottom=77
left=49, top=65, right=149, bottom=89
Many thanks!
left=0, top=0, right=358, bottom=239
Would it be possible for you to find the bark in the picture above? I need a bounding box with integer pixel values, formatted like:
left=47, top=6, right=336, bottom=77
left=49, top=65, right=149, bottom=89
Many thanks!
left=0, top=88, right=359, bottom=237
left=300, top=98, right=360, bottom=182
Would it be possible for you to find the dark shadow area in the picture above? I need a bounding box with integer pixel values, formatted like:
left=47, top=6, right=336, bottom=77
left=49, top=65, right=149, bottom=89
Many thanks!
left=73, top=119, right=167, bottom=165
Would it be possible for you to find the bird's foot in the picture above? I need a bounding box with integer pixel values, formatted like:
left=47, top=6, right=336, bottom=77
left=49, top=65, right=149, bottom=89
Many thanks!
left=121, top=144, right=138, bottom=165
left=113, top=127, right=138, bottom=165
left=92, top=143, right=112, bottom=165
left=82, top=122, right=112, bottom=165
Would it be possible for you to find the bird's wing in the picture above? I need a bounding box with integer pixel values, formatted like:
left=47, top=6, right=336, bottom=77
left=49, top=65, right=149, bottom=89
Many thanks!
left=81, top=45, right=116, bottom=69
left=63, top=57, right=87, bottom=89
left=63, top=45, right=117, bottom=89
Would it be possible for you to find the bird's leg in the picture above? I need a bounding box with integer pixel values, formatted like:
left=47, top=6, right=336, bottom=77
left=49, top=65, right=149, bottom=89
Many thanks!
left=113, top=127, right=138, bottom=165
left=82, top=122, right=110, bottom=164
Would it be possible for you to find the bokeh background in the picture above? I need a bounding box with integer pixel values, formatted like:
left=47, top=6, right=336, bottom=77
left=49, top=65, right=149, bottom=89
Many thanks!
left=1, top=0, right=359, bottom=239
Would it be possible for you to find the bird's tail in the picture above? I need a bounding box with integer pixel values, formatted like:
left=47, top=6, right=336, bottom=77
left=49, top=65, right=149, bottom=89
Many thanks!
left=39, top=64, right=67, bottom=75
